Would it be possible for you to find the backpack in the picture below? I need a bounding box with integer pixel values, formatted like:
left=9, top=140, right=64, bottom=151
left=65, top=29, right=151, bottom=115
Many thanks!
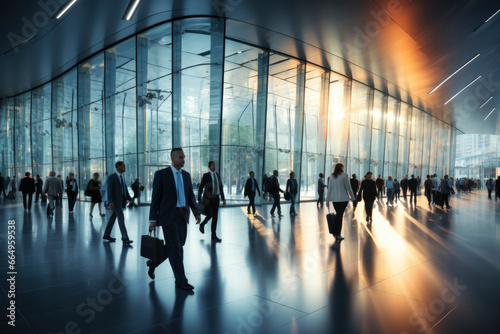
left=7, top=191, right=15, bottom=199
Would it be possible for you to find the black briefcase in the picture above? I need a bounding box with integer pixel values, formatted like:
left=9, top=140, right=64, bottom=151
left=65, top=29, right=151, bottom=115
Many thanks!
left=326, top=209, right=339, bottom=235
left=140, top=229, right=167, bottom=263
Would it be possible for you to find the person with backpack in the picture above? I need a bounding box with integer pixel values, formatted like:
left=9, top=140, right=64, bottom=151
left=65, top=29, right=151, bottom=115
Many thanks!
left=486, top=177, right=494, bottom=200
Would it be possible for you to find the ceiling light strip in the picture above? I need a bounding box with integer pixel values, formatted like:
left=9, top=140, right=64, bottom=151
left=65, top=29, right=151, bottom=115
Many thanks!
left=485, top=9, right=500, bottom=22
left=55, top=0, right=78, bottom=19
left=123, top=0, right=142, bottom=21
left=444, top=76, right=482, bottom=105
left=484, top=108, right=496, bottom=121
left=479, top=97, right=493, bottom=109
left=429, top=54, right=480, bottom=94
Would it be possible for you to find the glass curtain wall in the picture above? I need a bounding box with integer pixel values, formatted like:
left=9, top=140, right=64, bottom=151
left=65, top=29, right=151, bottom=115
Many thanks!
left=0, top=16, right=459, bottom=203
left=348, top=82, right=372, bottom=180
left=105, top=38, right=138, bottom=189
left=0, top=98, right=15, bottom=178
left=78, top=53, right=105, bottom=195
left=383, top=97, right=400, bottom=180
left=265, top=53, right=305, bottom=195
left=173, top=18, right=224, bottom=194
left=31, top=84, right=52, bottom=179
left=325, top=73, right=350, bottom=176
left=397, top=103, right=412, bottom=179
left=137, top=23, right=173, bottom=203
left=221, top=40, right=267, bottom=204
left=300, top=64, right=329, bottom=200
left=52, top=69, right=78, bottom=184
left=370, top=90, right=387, bottom=179
left=15, top=92, right=31, bottom=178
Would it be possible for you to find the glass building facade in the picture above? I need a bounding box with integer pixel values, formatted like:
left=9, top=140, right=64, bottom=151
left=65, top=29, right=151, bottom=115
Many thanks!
left=0, top=17, right=457, bottom=205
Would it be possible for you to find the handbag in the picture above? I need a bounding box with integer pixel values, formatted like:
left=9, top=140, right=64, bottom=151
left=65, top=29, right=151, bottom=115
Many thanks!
left=140, top=228, right=168, bottom=264
left=84, top=181, right=92, bottom=197
left=326, top=206, right=339, bottom=235
left=450, top=187, right=456, bottom=195
left=199, top=195, right=210, bottom=216
left=284, top=192, right=291, bottom=201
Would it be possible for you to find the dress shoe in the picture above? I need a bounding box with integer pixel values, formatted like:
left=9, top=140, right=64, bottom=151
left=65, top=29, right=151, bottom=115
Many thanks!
left=270, top=214, right=276, bottom=218
left=336, top=235, right=345, bottom=241
left=100, top=213, right=106, bottom=217
left=278, top=214, right=284, bottom=218
left=199, top=223, right=205, bottom=234
left=176, top=282, right=194, bottom=290
left=146, top=260, right=155, bottom=279
left=103, top=236, right=116, bottom=242
left=212, top=236, right=222, bottom=242
left=89, top=214, right=93, bottom=218
left=123, top=239, right=133, bottom=245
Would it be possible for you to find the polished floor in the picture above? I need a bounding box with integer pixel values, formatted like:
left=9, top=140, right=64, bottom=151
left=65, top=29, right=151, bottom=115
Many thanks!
left=1, top=190, right=500, bottom=334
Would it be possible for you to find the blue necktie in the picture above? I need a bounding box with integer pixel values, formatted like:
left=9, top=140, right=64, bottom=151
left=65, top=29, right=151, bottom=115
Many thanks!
left=176, top=170, right=186, bottom=207
left=251, top=178, right=255, bottom=192
left=120, top=175, right=126, bottom=195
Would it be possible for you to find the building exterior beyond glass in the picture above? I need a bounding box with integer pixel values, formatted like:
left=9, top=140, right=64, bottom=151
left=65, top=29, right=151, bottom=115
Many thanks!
left=0, top=17, right=457, bottom=205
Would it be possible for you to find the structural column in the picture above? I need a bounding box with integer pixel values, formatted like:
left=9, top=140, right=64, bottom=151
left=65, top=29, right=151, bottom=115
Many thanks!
left=294, top=62, right=306, bottom=200
left=104, top=51, right=117, bottom=176
left=77, top=65, right=92, bottom=191
left=136, top=35, right=148, bottom=205
left=317, top=70, right=330, bottom=180
left=255, top=51, right=269, bottom=206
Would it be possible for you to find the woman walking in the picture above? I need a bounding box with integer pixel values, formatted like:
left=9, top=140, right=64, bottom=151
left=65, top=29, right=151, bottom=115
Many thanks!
left=88, top=173, right=105, bottom=217
left=326, top=163, right=355, bottom=241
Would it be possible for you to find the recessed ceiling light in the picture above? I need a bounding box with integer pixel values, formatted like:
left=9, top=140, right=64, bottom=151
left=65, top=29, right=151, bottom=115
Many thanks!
left=479, top=97, right=493, bottom=109
left=53, top=0, right=78, bottom=19
left=484, top=108, right=496, bottom=121
left=429, top=54, right=480, bottom=94
left=444, top=76, right=482, bottom=105
left=123, top=0, right=142, bottom=21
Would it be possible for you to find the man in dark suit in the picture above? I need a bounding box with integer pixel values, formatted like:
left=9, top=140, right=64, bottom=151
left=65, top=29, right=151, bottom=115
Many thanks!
left=269, top=170, right=285, bottom=218
left=408, top=174, right=418, bottom=205
left=400, top=175, right=408, bottom=200
left=19, top=172, right=36, bottom=211
left=148, top=148, right=201, bottom=290
left=198, top=161, right=226, bottom=242
left=0, top=172, right=5, bottom=197
left=376, top=175, right=384, bottom=200
left=358, top=172, right=377, bottom=222
left=244, top=171, right=260, bottom=216
left=103, top=161, right=133, bottom=245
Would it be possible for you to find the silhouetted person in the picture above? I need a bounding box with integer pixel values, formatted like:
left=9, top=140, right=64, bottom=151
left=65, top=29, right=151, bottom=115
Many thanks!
left=286, top=172, right=298, bottom=216
left=198, top=161, right=226, bottom=242
left=375, top=175, right=384, bottom=200
left=486, top=177, right=494, bottom=200
left=358, top=172, right=377, bottom=222
left=400, top=175, right=408, bottom=200
left=88, top=172, right=105, bottom=218
left=269, top=170, right=284, bottom=218
left=495, top=176, right=500, bottom=201
left=34, top=174, right=43, bottom=203
left=19, top=172, right=36, bottom=211
left=244, top=171, right=260, bottom=215
left=129, top=178, right=142, bottom=207
left=408, top=174, right=418, bottom=205
left=10, top=176, right=17, bottom=197
left=103, top=161, right=133, bottom=245
left=57, top=175, right=64, bottom=206
left=0, top=172, right=5, bottom=197
left=350, top=174, right=359, bottom=210
left=317, top=173, right=327, bottom=207
left=424, top=175, right=432, bottom=205
left=439, top=175, right=452, bottom=209
left=66, top=173, right=78, bottom=213
left=148, top=148, right=201, bottom=290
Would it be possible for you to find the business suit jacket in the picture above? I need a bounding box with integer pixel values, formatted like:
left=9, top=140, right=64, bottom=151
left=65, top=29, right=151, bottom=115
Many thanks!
left=286, top=179, right=298, bottom=195
left=408, top=178, right=418, bottom=191
left=65, top=178, right=79, bottom=193
left=150, top=166, right=200, bottom=227
left=107, top=172, right=132, bottom=209
left=439, top=179, right=451, bottom=194
left=244, top=178, right=260, bottom=197
left=43, top=176, right=63, bottom=197
left=198, top=171, right=225, bottom=201
left=326, top=173, right=355, bottom=202
left=359, top=179, right=377, bottom=201
left=19, top=177, right=36, bottom=194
